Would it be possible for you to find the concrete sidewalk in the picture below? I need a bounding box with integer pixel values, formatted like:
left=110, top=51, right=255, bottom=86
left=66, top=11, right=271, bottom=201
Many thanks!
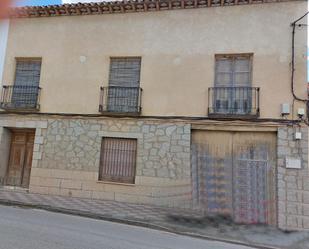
left=0, top=187, right=308, bottom=249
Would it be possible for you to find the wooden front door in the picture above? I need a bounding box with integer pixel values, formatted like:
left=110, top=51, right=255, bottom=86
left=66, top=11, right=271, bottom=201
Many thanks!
left=191, top=130, right=277, bottom=225
left=6, top=130, right=35, bottom=188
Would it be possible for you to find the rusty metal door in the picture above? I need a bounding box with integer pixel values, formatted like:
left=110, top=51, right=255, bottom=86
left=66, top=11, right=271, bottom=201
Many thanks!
left=191, top=130, right=276, bottom=225
left=6, top=130, right=35, bottom=188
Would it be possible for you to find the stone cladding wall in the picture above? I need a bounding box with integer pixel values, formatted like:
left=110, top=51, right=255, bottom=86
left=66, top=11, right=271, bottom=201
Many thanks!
left=277, top=126, right=309, bottom=230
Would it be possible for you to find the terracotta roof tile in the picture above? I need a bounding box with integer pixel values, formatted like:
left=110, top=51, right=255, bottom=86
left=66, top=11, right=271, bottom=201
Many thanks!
left=10, top=0, right=298, bottom=18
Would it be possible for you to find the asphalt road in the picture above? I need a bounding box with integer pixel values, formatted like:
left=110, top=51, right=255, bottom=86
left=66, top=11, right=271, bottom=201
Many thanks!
left=0, top=205, right=255, bottom=249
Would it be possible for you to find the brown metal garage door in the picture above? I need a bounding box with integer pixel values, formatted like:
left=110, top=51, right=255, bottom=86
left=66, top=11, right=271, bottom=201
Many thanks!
left=191, top=130, right=276, bottom=225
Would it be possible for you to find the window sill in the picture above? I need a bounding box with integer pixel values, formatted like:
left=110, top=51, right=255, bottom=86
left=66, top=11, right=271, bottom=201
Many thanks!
left=99, top=111, right=141, bottom=117
left=208, top=113, right=259, bottom=119
left=0, top=106, right=40, bottom=112
left=96, top=180, right=136, bottom=186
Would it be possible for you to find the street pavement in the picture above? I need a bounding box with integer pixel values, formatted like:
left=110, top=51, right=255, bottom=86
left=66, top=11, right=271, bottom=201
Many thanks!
left=0, top=205, right=255, bottom=249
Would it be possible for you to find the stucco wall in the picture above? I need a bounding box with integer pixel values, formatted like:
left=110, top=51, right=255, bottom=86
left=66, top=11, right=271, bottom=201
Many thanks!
left=2, top=1, right=307, bottom=118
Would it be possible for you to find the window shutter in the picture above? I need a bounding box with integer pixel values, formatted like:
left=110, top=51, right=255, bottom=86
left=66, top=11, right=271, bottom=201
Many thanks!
left=109, top=57, right=141, bottom=87
left=107, top=57, right=141, bottom=113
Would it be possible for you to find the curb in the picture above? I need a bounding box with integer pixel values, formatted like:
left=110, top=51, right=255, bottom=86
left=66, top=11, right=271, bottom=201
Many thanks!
left=0, top=199, right=280, bottom=249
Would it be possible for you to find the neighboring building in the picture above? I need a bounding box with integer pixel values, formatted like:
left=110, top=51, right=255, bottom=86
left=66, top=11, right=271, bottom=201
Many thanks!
left=0, top=0, right=308, bottom=230
left=0, top=20, right=9, bottom=87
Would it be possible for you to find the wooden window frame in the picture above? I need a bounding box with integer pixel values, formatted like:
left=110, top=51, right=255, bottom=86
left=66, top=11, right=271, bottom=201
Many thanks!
left=214, top=53, right=253, bottom=87
left=211, top=53, right=256, bottom=116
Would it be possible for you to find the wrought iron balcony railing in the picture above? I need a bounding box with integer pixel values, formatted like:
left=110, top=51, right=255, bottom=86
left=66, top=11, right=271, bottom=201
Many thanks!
left=99, top=86, right=142, bottom=114
left=208, top=87, right=260, bottom=117
left=0, top=85, right=41, bottom=111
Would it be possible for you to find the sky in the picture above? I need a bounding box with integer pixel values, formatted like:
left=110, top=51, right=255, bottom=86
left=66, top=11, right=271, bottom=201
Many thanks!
left=14, top=0, right=97, bottom=6
left=14, top=0, right=62, bottom=6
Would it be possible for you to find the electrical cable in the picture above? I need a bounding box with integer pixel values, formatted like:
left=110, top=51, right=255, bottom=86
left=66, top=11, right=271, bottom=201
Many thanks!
left=0, top=110, right=300, bottom=125
left=291, top=11, right=308, bottom=102
left=290, top=11, right=309, bottom=127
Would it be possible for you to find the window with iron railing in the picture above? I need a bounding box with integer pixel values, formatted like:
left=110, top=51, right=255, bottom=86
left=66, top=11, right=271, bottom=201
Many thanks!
left=1, top=59, right=42, bottom=111
left=99, top=137, right=137, bottom=184
left=100, top=57, right=142, bottom=114
left=208, top=54, right=259, bottom=117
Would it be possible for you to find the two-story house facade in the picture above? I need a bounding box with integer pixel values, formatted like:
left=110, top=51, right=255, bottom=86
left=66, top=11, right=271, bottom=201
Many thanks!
left=0, top=0, right=307, bottom=230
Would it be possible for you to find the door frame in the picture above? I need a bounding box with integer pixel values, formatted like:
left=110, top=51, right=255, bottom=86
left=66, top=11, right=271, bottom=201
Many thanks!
left=191, top=129, right=277, bottom=226
left=5, top=128, right=35, bottom=188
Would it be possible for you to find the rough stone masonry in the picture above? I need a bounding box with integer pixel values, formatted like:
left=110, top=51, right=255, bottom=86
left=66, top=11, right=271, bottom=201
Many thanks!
left=2, top=114, right=309, bottom=230
left=0, top=115, right=193, bottom=208
left=41, top=118, right=191, bottom=178
left=277, top=126, right=309, bottom=230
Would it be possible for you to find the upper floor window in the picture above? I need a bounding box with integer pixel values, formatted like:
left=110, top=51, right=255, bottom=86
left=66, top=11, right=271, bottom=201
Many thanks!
left=15, top=59, right=42, bottom=87
left=1, top=58, right=42, bottom=111
left=100, top=57, right=142, bottom=114
left=209, top=54, right=259, bottom=117
left=109, top=57, right=141, bottom=88
left=215, top=54, right=252, bottom=87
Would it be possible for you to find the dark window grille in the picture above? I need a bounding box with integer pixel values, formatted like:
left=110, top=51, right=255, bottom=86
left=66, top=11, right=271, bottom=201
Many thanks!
left=1, top=85, right=41, bottom=110
left=1, top=59, right=42, bottom=111
left=208, top=87, right=260, bottom=117
left=100, top=86, right=142, bottom=114
left=14, top=60, right=41, bottom=87
left=100, top=57, right=142, bottom=114
left=99, top=137, right=137, bottom=184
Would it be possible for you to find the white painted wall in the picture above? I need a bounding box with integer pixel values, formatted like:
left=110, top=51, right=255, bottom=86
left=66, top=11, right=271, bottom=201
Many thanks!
left=0, top=20, right=9, bottom=85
